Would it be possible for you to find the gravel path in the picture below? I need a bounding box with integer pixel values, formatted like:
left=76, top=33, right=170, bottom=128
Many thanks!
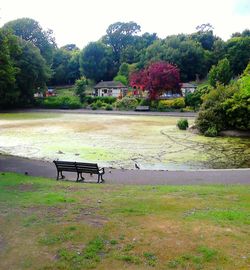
left=0, top=155, right=249, bottom=185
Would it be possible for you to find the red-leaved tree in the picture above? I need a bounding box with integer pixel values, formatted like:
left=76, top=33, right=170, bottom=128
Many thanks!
left=129, top=61, right=181, bottom=99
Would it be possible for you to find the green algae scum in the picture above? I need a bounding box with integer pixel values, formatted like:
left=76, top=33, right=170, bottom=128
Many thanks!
left=0, top=112, right=249, bottom=170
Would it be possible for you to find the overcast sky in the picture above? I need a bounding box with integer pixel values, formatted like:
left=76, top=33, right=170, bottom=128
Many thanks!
left=0, top=0, right=249, bottom=48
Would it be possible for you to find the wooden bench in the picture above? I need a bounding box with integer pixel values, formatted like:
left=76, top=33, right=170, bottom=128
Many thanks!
left=135, top=105, right=150, bottom=111
left=53, top=160, right=105, bottom=183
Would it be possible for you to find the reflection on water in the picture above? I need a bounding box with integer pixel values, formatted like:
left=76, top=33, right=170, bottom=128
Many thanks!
left=0, top=112, right=249, bottom=170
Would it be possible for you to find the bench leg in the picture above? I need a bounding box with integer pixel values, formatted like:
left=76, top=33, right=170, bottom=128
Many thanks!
left=60, top=171, right=65, bottom=180
left=76, top=172, right=85, bottom=182
left=56, top=171, right=59, bottom=180
left=101, top=174, right=105, bottom=183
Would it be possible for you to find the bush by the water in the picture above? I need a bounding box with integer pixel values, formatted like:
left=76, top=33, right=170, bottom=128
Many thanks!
left=84, top=96, right=116, bottom=105
left=41, top=96, right=82, bottom=109
left=158, top=98, right=185, bottom=111
left=177, top=118, right=189, bottom=130
left=196, top=64, right=250, bottom=135
left=105, top=104, right=113, bottom=110
left=204, top=126, right=218, bottom=137
left=185, top=85, right=210, bottom=110
left=114, top=97, right=139, bottom=110
left=139, top=98, right=151, bottom=106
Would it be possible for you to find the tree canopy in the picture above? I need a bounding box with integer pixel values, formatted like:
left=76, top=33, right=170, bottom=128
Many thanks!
left=130, top=61, right=181, bottom=99
left=3, top=18, right=56, bottom=65
left=80, top=42, right=115, bottom=82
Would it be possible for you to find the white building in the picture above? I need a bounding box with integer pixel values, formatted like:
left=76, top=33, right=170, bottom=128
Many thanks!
left=94, top=81, right=127, bottom=98
left=181, top=83, right=197, bottom=96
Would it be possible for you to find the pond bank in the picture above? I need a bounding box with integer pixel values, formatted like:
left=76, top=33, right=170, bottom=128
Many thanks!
left=0, top=155, right=249, bottom=185
left=0, top=108, right=197, bottom=117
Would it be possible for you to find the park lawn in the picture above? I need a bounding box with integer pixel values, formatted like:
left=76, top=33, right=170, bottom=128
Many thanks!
left=0, top=173, right=249, bottom=270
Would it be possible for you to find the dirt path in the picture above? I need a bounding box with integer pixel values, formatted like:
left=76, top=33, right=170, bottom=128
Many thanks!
left=0, top=155, right=249, bottom=185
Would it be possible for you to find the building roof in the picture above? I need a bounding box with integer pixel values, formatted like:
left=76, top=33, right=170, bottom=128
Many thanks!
left=181, top=83, right=197, bottom=88
left=94, top=81, right=126, bottom=89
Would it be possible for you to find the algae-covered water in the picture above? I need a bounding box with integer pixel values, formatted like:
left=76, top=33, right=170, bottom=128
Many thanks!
left=0, top=112, right=249, bottom=170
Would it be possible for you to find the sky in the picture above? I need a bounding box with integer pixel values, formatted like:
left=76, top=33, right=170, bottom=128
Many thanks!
left=0, top=0, right=249, bottom=48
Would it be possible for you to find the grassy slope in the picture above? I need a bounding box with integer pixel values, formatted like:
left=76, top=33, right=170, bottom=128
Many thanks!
left=0, top=172, right=249, bottom=270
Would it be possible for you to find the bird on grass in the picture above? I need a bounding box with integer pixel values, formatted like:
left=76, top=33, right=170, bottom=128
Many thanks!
left=135, top=163, right=140, bottom=170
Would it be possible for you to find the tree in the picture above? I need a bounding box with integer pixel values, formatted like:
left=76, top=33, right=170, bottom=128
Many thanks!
left=225, top=37, right=250, bottom=76
left=208, top=58, right=232, bottom=87
left=61, top=44, right=79, bottom=51
left=74, top=77, right=88, bottom=102
left=113, top=75, right=128, bottom=85
left=0, top=29, right=19, bottom=108
left=232, top=29, right=250, bottom=38
left=50, top=48, right=71, bottom=85
left=14, top=39, right=51, bottom=105
left=139, top=35, right=209, bottom=81
left=80, top=42, right=116, bottom=82
left=130, top=61, right=181, bottom=100
left=103, top=21, right=141, bottom=63
left=3, top=18, right=56, bottom=64
left=67, top=50, right=80, bottom=84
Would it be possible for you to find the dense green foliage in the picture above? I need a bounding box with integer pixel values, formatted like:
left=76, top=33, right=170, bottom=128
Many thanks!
left=80, top=42, right=115, bottom=82
left=0, top=29, right=51, bottom=108
left=84, top=96, right=116, bottom=105
left=1, top=18, right=250, bottom=110
left=184, top=85, right=210, bottom=110
left=177, top=118, right=189, bottom=130
left=3, top=18, right=56, bottom=65
left=196, top=64, right=250, bottom=135
left=0, top=30, right=19, bottom=108
left=113, top=75, right=128, bottom=85
left=40, top=95, right=82, bottom=109
left=50, top=47, right=80, bottom=85
left=208, top=58, right=232, bottom=87
left=74, top=77, right=88, bottom=102
left=114, top=97, right=139, bottom=110
left=157, top=98, right=185, bottom=111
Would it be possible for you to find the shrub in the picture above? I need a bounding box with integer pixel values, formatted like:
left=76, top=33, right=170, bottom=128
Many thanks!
left=158, top=98, right=185, bottom=111
left=105, top=104, right=113, bottom=111
left=196, top=107, right=224, bottom=134
left=196, top=66, right=250, bottom=136
left=95, top=100, right=103, bottom=108
left=41, top=96, right=81, bottom=109
left=139, top=98, right=151, bottom=106
left=84, top=96, right=116, bottom=105
left=204, top=126, right=218, bottom=137
left=74, top=77, right=87, bottom=102
left=150, top=100, right=159, bottom=110
left=177, top=119, right=189, bottom=130
left=184, top=85, right=210, bottom=110
left=114, top=97, right=139, bottom=110
left=91, top=104, right=97, bottom=110
left=113, top=74, right=128, bottom=85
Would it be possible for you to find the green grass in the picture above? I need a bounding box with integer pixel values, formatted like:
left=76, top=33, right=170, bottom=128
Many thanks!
left=0, top=172, right=249, bottom=269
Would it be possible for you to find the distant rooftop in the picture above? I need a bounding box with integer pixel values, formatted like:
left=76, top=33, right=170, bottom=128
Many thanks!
left=94, top=81, right=126, bottom=88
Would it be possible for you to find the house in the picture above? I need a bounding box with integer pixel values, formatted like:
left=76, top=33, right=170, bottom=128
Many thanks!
left=94, top=81, right=128, bottom=98
left=181, top=83, right=197, bottom=96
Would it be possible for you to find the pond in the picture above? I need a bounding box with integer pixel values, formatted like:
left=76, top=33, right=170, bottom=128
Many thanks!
left=0, top=112, right=249, bottom=170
